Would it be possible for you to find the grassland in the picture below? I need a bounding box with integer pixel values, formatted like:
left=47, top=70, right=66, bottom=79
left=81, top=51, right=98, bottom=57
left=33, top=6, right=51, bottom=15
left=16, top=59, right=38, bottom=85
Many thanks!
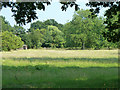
left=1, top=49, right=119, bottom=88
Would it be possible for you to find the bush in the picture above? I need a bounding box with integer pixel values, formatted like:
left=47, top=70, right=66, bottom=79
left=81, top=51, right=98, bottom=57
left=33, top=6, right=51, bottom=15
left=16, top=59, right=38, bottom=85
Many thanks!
left=2, top=31, right=24, bottom=51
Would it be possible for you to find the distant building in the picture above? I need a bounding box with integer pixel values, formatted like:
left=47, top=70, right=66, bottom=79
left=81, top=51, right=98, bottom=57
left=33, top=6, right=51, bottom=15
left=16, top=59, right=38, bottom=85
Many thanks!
left=23, top=45, right=27, bottom=50
left=19, top=45, right=27, bottom=50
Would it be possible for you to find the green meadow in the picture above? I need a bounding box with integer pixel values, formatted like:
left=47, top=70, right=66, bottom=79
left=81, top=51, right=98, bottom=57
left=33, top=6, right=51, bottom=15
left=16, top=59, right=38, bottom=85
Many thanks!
left=1, top=49, right=118, bottom=88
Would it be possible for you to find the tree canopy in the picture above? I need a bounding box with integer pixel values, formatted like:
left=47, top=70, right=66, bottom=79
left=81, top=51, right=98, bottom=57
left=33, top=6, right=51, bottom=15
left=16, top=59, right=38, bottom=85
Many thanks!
left=1, top=1, right=119, bottom=43
left=2, top=31, right=24, bottom=51
left=0, top=8, right=118, bottom=51
left=26, top=25, right=65, bottom=49
left=29, top=19, right=63, bottom=32
left=63, top=9, right=109, bottom=49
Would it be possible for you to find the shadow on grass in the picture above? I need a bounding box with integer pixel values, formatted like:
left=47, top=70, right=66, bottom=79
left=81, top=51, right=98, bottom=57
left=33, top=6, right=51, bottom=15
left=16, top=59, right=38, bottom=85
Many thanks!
left=3, top=57, right=118, bottom=63
left=2, top=64, right=118, bottom=88
left=2, top=64, right=118, bottom=70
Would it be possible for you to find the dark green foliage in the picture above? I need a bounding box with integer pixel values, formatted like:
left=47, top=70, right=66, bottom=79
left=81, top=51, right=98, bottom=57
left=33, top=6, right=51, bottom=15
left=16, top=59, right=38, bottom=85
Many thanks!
left=29, top=21, right=46, bottom=31
left=103, top=11, right=120, bottom=43
left=46, top=25, right=65, bottom=48
left=1, top=1, right=78, bottom=25
left=25, top=25, right=65, bottom=49
left=44, top=19, right=63, bottom=31
left=1, top=16, right=14, bottom=32
left=63, top=10, right=117, bottom=49
left=60, top=1, right=79, bottom=11
left=86, top=1, right=120, bottom=43
left=20, top=34, right=32, bottom=49
left=1, top=13, right=118, bottom=50
left=1, top=16, right=65, bottom=50
left=2, top=1, right=119, bottom=43
left=29, top=19, right=63, bottom=31
left=27, top=20, right=64, bottom=48
left=13, top=25, right=26, bottom=36
left=13, top=25, right=27, bottom=43
left=1, top=16, right=24, bottom=51
left=29, top=30, right=44, bottom=49
left=23, top=29, right=44, bottom=49
left=2, top=31, right=24, bottom=51
left=1, top=16, right=27, bottom=38
left=1, top=2, right=51, bottom=25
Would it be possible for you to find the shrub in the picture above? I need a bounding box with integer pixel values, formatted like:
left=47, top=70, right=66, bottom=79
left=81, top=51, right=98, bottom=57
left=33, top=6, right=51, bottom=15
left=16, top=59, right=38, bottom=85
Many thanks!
left=2, top=31, right=24, bottom=51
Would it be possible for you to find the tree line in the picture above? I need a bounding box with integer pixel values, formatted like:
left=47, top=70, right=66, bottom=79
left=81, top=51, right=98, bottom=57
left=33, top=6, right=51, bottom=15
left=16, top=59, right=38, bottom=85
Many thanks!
left=1, top=9, right=118, bottom=51
left=1, top=1, right=120, bottom=43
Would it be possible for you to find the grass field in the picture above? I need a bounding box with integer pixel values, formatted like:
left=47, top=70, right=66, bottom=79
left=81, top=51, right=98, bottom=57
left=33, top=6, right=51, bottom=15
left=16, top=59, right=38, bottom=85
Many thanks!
left=1, top=49, right=119, bottom=88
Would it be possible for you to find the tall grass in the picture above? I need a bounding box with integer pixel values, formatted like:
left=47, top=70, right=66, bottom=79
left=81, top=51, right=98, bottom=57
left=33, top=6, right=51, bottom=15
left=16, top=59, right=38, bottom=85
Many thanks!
left=2, top=49, right=118, bottom=88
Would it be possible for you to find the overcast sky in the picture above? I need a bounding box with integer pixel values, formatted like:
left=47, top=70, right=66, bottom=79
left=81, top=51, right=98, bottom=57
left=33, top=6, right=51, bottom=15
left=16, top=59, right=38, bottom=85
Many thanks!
left=0, top=1, right=108, bottom=30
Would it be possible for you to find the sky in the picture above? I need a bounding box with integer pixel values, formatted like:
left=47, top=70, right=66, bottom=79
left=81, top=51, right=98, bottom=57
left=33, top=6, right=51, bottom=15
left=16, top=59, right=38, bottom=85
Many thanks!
left=0, top=1, right=108, bottom=30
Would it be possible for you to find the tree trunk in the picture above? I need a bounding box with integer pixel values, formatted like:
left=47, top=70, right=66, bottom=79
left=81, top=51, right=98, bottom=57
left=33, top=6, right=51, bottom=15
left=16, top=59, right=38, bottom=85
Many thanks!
left=82, top=42, right=85, bottom=50
left=81, top=39, right=85, bottom=50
